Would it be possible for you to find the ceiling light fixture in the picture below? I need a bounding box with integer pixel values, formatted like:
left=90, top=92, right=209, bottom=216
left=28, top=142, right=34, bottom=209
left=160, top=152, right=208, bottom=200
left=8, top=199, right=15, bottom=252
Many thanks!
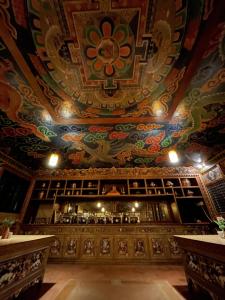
left=97, top=202, right=101, bottom=208
left=61, top=102, right=72, bottom=119
left=196, top=162, right=206, bottom=170
left=168, top=150, right=179, bottom=163
left=155, top=109, right=163, bottom=116
left=152, top=101, right=165, bottom=117
left=48, top=153, right=59, bottom=168
left=101, top=207, right=105, bottom=213
left=42, top=110, right=52, bottom=123
left=132, top=207, right=135, bottom=212
left=134, top=202, right=139, bottom=208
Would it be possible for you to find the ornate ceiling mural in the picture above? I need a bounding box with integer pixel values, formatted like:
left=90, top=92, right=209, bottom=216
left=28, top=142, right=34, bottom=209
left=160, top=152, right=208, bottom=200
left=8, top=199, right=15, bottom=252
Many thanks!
left=1, top=0, right=225, bottom=171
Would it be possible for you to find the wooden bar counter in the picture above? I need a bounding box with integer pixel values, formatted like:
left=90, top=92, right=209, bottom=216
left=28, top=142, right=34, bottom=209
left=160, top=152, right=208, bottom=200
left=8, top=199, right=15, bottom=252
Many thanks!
left=0, top=235, right=54, bottom=300
left=175, top=235, right=225, bottom=300
left=21, top=224, right=209, bottom=264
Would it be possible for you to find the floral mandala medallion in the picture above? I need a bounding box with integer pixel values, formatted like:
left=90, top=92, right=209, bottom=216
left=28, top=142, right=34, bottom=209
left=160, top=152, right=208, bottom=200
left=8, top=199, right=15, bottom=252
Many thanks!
left=85, top=16, right=133, bottom=78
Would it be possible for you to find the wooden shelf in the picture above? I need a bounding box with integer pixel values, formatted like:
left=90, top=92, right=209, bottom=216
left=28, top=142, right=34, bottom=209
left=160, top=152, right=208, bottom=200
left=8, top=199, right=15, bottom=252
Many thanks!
left=32, top=198, right=54, bottom=201
left=176, top=196, right=203, bottom=199
left=25, top=175, right=209, bottom=225
left=129, top=188, right=146, bottom=190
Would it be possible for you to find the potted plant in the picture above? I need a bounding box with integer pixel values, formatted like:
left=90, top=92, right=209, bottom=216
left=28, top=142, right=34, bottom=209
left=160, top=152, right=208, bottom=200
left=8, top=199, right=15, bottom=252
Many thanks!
left=0, top=218, right=15, bottom=239
left=214, top=216, right=225, bottom=238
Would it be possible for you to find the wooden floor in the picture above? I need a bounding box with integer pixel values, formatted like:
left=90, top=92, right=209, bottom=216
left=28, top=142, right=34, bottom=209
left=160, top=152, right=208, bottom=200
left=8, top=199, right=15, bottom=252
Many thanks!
left=19, top=264, right=194, bottom=300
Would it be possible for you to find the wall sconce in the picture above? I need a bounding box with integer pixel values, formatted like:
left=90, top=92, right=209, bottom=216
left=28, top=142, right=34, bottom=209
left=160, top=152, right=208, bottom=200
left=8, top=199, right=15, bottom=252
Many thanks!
left=48, top=153, right=59, bottom=168
left=168, top=150, right=179, bottom=163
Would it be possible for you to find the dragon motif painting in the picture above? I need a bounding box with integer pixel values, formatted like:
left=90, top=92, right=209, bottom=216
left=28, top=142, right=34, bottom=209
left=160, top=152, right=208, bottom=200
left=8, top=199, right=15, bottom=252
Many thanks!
left=0, top=0, right=225, bottom=171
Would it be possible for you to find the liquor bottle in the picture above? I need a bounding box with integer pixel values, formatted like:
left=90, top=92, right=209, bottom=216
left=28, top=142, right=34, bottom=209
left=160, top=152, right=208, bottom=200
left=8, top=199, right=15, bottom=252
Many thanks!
left=121, top=186, right=125, bottom=194
left=102, top=186, right=106, bottom=194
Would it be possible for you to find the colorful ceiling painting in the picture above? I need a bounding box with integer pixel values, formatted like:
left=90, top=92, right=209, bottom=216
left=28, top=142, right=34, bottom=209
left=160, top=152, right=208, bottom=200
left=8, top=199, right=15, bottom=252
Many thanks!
left=1, top=0, right=225, bottom=171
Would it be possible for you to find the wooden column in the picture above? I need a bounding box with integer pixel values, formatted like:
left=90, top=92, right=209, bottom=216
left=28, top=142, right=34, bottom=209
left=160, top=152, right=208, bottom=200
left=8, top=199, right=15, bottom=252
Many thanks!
left=17, top=178, right=36, bottom=232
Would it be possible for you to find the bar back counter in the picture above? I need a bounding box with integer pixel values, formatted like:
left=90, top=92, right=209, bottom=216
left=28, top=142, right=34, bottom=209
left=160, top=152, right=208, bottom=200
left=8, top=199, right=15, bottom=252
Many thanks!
left=0, top=235, right=54, bottom=300
left=21, top=170, right=212, bottom=264
left=21, top=224, right=209, bottom=264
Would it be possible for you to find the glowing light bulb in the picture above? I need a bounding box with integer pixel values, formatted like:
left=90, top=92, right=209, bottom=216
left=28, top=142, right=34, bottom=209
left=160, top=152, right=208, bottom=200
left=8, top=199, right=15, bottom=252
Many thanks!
left=132, top=207, right=135, bottom=212
left=134, top=202, right=139, bottom=208
left=42, top=110, right=52, bottom=123
left=101, top=207, right=105, bottom=213
left=61, top=102, right=72, bottom=118
left=97, top=202, right=101, bottom=208
left=48, top=153, right=59, bottom=167
left=168, top=150, right=179, bottom=163
left=152, top=101, right=165, bottom=117
left=196, top=163, right=203, bottom=169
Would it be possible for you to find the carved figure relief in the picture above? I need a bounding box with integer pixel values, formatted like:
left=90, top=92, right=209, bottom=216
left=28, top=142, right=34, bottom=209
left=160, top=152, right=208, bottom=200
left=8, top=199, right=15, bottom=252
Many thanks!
left=100, top=238, right=110, bottom=256
left=134, top=239, right=146, bottom=257
left=168, top=238, right=181, bottom=255
left=0, top=250, right=45, bottom=288
left=152, top=238, right=164, bottom=255
left=118, top=239, right=128, bottom=256
left=65, top=239, right=77, bottom=256
left=83, top=239, right=94, bottom=256
left=50, top=238, right=61, bottom=256
left=186, top=252, right=225, bottom=289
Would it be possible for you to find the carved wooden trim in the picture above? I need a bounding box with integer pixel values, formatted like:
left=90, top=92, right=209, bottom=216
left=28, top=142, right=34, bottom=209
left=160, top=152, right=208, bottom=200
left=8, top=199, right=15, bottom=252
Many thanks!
left=21, top=224, right=209, bottom=263
left=35, top=166, right=200, bottom=179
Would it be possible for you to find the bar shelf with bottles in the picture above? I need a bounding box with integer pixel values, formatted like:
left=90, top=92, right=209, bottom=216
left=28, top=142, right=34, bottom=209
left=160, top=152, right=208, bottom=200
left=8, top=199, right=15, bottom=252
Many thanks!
left=24, top=176, right=210, bottom=225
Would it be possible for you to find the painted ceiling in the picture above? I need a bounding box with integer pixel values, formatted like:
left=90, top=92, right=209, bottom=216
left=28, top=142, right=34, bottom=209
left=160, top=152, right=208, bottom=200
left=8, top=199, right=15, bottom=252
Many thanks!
left=1, top=0, right=225, bottom=171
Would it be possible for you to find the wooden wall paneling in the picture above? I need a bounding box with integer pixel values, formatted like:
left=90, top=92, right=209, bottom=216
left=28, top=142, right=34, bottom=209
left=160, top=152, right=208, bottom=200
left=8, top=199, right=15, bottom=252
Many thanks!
left=81, top=236, right=96, bottom=259
left=49, top=236, right=64, bottom=258
left=63, top=235, right=79, bottom=259
left=98, top=236, right=113, bottom=259
left=132, top=236, right=149, bottom=259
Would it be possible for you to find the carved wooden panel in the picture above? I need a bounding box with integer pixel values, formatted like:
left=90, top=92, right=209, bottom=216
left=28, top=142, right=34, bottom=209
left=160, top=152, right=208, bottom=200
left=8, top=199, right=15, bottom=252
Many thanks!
left=132, top=237, right=148, bottom=259
left=81, top=237, right=96, bottom=258
left=63, top=236, right=79, bottom=258
left=98, top=236, right=113, bottom=258
left=167, top=236, right=182, bottom=258
left=49, top=237, right=63, bottom=257
left=150, top=237, right=166, bottom=258
left=114, top=237, right=131, bottom=259
left=21, top=224, right=210, bottom=263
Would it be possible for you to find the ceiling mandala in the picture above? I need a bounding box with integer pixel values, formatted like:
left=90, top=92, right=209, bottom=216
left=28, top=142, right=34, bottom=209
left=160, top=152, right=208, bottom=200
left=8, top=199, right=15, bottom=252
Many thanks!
left=1, top=0, right=225, bottom=171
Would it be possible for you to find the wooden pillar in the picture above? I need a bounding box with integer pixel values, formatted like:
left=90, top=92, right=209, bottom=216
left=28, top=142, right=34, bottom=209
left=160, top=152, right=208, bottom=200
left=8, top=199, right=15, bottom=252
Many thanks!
left=16, top=178, right=36, bottom=233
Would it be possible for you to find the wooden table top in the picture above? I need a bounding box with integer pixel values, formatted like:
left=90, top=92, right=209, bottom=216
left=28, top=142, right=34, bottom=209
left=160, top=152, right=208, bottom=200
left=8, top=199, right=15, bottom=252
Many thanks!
left=174, top=234, right=225, bottom=246
left=174, top=234, right=225, bottom=261
left=0, top=235, right=55, bottom=258
left=0, top=235, right=54, bottom=246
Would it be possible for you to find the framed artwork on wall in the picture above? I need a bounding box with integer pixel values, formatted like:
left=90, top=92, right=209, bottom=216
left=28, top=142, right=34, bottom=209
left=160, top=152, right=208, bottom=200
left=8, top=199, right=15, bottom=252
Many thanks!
left=202, top=165, right=224, bottom=185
